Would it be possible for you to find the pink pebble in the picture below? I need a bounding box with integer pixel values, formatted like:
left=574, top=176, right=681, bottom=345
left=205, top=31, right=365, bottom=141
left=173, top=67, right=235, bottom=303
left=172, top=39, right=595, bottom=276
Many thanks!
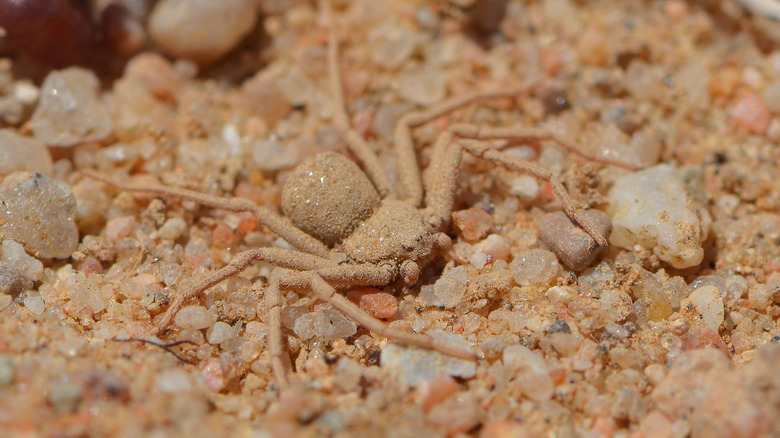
left=105, top=215, right=137, bottom=241
left=730, top=93, right=771, bottom=135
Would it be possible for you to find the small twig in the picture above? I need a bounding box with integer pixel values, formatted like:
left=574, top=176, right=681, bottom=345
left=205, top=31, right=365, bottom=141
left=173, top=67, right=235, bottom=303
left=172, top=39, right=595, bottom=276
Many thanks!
left=114, top=338, right=196, bottom=364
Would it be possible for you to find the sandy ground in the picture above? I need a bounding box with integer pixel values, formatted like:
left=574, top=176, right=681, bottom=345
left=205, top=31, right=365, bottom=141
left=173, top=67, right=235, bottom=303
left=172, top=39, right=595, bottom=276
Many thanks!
left=2, top=0, right=780, bottom=437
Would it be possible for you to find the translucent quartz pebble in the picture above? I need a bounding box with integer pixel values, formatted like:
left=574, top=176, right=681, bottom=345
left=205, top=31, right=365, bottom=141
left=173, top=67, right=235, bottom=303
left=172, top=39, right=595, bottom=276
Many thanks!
left=680, top=285, right=724, bottom=331
left=293, top=305, right=357, bottom=343
left=174, top=305, right=213, bottom=330
left=0, top=172, right=78, bottom=259
left=380, top=331, right=476, bottom=387
left=538, top=210, right=612, bottom=271
left=0, top=129, right=52, bottom=176
left=1, top=239, right=43, bottom=281
left=31, top=67, right=113, bottom=147
left=148, top=0, right=259, bottom=66
left=433, top=266, right=468, bottom=309
left=608, top=164, right=709, bottom=269
left=510, top=248, right=560, bottom=286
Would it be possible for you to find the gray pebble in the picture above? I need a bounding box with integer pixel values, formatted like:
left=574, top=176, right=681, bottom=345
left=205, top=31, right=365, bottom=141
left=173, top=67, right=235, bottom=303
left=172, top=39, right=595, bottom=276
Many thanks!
left=538, top=209, right=611, bottom=271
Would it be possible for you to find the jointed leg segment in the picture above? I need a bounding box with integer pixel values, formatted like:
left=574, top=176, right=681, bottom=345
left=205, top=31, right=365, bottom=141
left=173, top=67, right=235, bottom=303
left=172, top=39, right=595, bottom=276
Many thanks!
left=81, top=169, right=330, bottom=257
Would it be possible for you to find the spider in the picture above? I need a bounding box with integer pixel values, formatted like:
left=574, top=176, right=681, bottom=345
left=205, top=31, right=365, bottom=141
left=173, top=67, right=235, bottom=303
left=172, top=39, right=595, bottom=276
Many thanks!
left=83, top=0, right=612, bottom=389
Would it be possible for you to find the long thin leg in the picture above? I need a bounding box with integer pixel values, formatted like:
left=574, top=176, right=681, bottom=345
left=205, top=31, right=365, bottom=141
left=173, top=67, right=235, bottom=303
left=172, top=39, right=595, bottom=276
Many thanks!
left=265, top=274, right=289, bottom=390
left=323, top=0, right=394, bottom=198
left=278, top=270, right=477, bottom=361
left=81, top=169, right=330, bottom=258
left=449, top=123, right=638, bottom=171
left=424, top=139, right=609, bottom=248
left=394, top=90, right=522, bottom=207
left=149, top=248, right=335, bottom=335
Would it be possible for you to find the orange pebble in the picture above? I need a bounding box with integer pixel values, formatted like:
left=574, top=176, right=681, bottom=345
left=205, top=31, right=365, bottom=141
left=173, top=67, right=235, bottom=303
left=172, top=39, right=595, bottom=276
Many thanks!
left=346, top=288, right=398, bottom=319
left=212, top=223, right=235, bottom=249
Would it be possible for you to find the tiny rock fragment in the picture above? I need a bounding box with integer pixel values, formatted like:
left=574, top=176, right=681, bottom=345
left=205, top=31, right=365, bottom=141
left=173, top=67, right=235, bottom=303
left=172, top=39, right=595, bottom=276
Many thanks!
left=730, top=92, right=771, bottom=135
left=23, top=292, right=45, bottom=315
left=293, top=305, right=357, bottom=343
left=346, top=288, right=398, bottom=319
left=0, top=264, right=29, bottom=295
left=680, top=286, right=724, bottom=332
left=510, top=248, right=560, bottom=286
left=0, top=129, right=53, bottom=176
left=148, top=0, right=259, bottom=66
left=452, top=208, right=493, bottom=241
left=174, top=305, right=213, bottom=330
left=31, top=68, right=113, bottom=147
left=608, top=164, right=709, bottom=269
left=433, top=266, right=468, bottom=309
left=207, top=321, right=233, bottom=345
left=1, top=239, right=43, bottom=282
left=538, top=210, right=611, bottom=271
left=381, top=331, right=476, bottom=387
left=0, top=172, right=79, bottom=259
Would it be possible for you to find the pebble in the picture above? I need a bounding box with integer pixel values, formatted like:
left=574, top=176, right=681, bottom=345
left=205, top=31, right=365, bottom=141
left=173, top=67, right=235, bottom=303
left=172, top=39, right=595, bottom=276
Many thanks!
left=1, top=239, right=43, bottom=281
left=538, top=210, right=612, bottom=271
left=433, top=266, right=468, bottom=309
left=31, top=68, right=113, bottom=147
left=157, top=217, right=187, bottom=241
left=251, top=137, right=300, bottom=171
left=346, top=288, right=398, bottom=319
left=730, top=92, right=771, bottom=135
left=397, top=67, right=447, bottom=106
left=0, top=293, right=10, bottom=310
left=510, top=248, right=560, bottom=286
left=680, top=285, right=724, bottom=331
left=156, top=370, right=193, bottom=393
left=380, top=330, right=476, bottom=387
left=207, top=321, right=234, bottom=345
left=608, top=164, right=708, bottom=269
left=0, top=355, right=13, bottom=386
left=148, top=0, right=259, bottom=66
left=368, top=23, right=419, bottom=69
left=23, top=292, right=45, bottom=315
left=174, top=305, right=213, bottom=330
left=0, top=129, right=53, bottom=176
left=293, top=305, right=357, bottom=342
left=0, top=172, right=79, bottom=259
left=452, top=208, right=493, bottom=241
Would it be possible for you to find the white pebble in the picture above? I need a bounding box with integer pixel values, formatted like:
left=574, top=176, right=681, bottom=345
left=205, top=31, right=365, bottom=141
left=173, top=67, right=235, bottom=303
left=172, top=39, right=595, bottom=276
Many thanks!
left=156, top=370, right=193, bottom=393
left=0, top=172, right=79, bottom=259
left=509, top=175, right=540, bottom=201
left=369, top=23, right=419, bottom=69
left=1, top=240, right=43, bottom=281
left=31, top=68, right=113, bottom=147
left=0, top=129, right=52, bottom=176
left=23, top=292, right=45, bottom=315
left=0, top=293, right=11, bottom=311
left=680, top=285, right=724, bottom=331
left=510, top=248, right=560, bottom=286
left=380, top=331, right=476, bottom=387
left=157, top=217, right=187, bottom=241
left=608, top=164, right=709, bottom=269
left=174, top=305, right=213, bottom=330
left=293, top=306, right=357, bottom=342
left=207, top=321, right=234, bottom=345
left=148, top=0, right=259, bottom=66
left=397, top=67, right=446, bottom=106
left=433, top=266, right=468, bottom=309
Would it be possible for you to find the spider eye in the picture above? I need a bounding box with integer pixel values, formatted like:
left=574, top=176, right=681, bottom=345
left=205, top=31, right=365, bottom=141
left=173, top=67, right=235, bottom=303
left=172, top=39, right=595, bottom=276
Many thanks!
left=402, top=244, right=413, bottom=252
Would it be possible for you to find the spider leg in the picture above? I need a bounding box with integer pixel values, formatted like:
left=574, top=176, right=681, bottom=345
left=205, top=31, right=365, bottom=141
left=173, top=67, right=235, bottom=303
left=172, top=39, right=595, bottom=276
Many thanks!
left=81, top=170, right=330, bottom=257
left=449, top=123, right=638, bottom=171
left=148, top=248, right=335, bottom=336
left=322, top=0, right=394, bottom=198
left=284, top=269, right=476, bottom=354
left=424, top=137, right=609, bottom=248
left=394, top=90, right=522, bottom=207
